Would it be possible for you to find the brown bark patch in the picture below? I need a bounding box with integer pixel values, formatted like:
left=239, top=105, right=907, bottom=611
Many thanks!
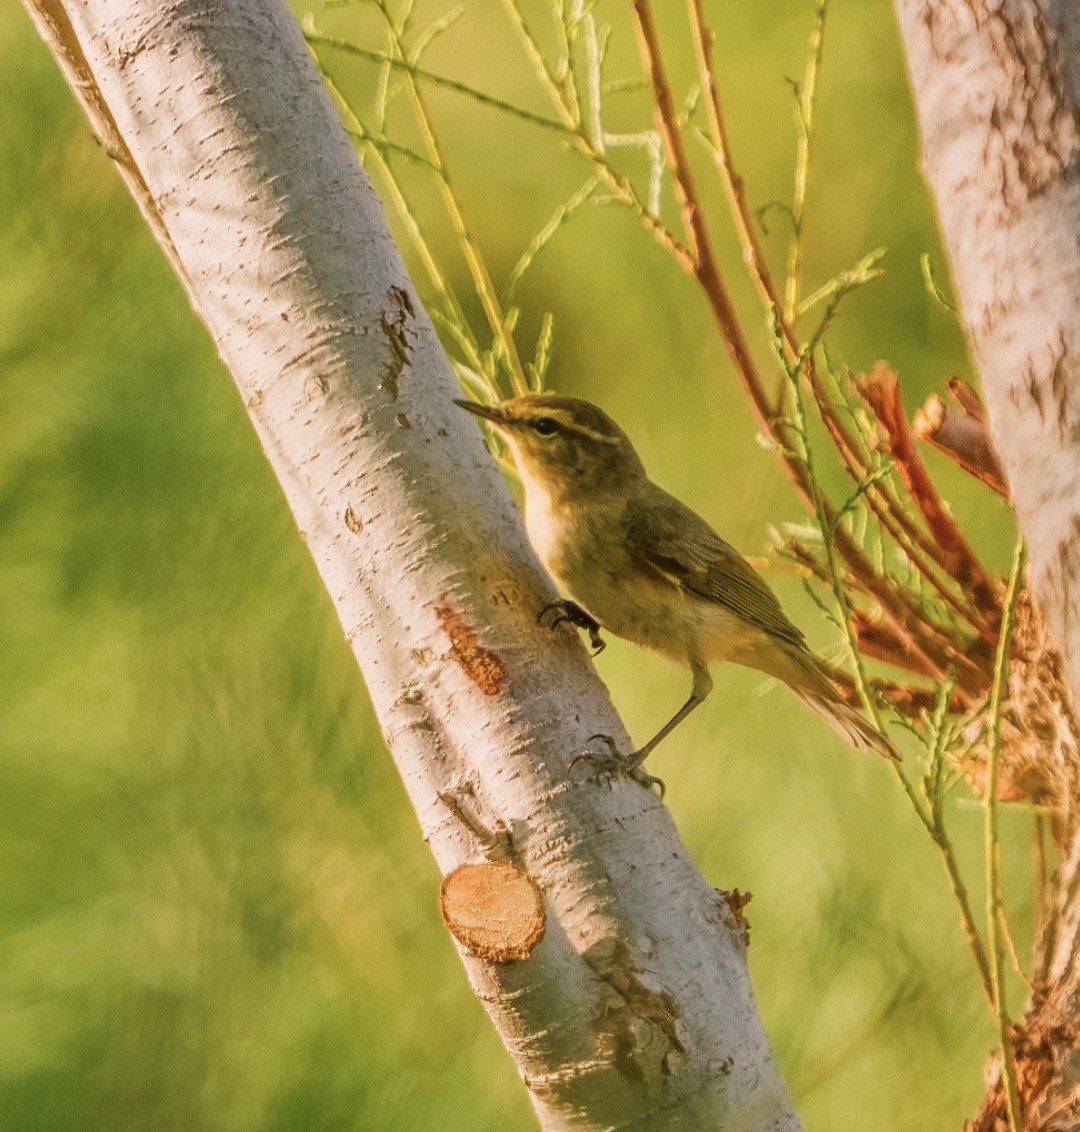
left=963, top=596, right=1080, bottom=830
left=379, top=285, right=413, bottom=399
left=970, top=0, right=1080, bottom=206
left=584, top=937, right=685, bottom=1090
left=440, top=861, right=545, bottom=963
left=436, top=605, right=506, bottom=695
left=965, top=1010, right=1080, bottom=1131
left=1048, top=329, right=1072, bottom=439
left=304, top=371, right=329, bottom=401
left=342, top=505, right=363, bottom=534
left=722, top=888, right=753, bottom=946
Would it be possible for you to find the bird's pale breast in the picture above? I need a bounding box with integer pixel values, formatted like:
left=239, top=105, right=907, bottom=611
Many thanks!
left=524, top=485, right=755, bottom=665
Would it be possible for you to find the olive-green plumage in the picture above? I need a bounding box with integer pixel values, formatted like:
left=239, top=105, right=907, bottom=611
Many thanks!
left=456, top=393, right=899, bottom=769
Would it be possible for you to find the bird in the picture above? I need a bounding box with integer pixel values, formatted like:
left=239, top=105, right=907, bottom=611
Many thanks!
left=455, top=393, right=900, bottom=787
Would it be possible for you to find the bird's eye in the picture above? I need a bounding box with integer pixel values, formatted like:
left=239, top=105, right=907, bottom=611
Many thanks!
left=532, top=418, right=558, bottom=436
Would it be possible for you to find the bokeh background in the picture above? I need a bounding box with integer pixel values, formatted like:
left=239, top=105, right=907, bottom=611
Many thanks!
left=0, top=1, right=1031, bottom=1129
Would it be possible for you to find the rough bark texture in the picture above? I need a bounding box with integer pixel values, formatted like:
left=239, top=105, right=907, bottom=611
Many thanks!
left=19, top=0, right=805, bottom=1127
left=893, top=1, right=1080, bottom=1125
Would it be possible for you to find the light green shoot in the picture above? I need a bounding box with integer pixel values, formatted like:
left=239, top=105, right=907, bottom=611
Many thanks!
left=785, top=0, right=829, bottom=324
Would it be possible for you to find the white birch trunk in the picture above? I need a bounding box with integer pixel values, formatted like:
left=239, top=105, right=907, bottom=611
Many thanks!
left=19, top=0, right=804, bottom=1127
left=892, top=0, right=1080, bottom=715
left=892, top=2, right=1080, bottom=1124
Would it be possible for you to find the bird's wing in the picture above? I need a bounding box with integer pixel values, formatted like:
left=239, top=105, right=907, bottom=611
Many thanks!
left=623, top=489, right=807, bottom=649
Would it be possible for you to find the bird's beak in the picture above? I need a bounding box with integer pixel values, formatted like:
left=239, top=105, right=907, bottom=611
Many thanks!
left=453, top=398, right=512, bottom=428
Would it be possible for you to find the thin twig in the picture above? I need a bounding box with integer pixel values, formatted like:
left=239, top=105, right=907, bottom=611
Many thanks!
left=921, top=680, right=995, bottom=1002
left=935, top=823, right=996, bottom=1001
left=499, top=0, right=565, bottom=110
left=504, top=178, right=598, bottom=304
left=1001, top=912, right=1034, bottom=991
left=371, top=4, right=529, bottom=395
left=319, top=66, right=492, bottom=390
left=778, top=324, right=1006, bottom=999
left=582, top=11, right=604, bottom=151
left=686, top=0, right=786, bottom=333
left=307, top=32, right=574, bottom=136
left=631, top=1, right=785, bottom=439
left=775, top=318, right=900, bottom=762
left=985, top=538, right=1028, bottom=1132
left=795, top=247, right=885, bottom=317
left=683, top=0, right=987, bottom=635
left=554, top=0, right=583, bottom=126
left=1039, top=835, right=1080, bottom=988
left=785, top=0, right=828, bottom=323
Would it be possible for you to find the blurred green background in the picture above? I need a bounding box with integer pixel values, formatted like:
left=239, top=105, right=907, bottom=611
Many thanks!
left=0, top=1, right=1030, bottom=1129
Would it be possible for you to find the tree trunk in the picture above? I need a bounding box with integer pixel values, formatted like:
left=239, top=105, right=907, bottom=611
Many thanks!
left=19, top=0, right=804, bottom=1127
left=892, top=2, right=1080, bottom=1126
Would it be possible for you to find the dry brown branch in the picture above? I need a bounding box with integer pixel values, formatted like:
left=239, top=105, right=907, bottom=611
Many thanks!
left=861, top=362, right=1000, bottom=616
left=851, top=610, right=947, bottom=681
left=784, top=538, right=983, bottom=696
left=915, top=392, right=1008, bottom=497
left=947, top=376, right=990, bottom=423
left=821, top=658, right=944, bottom=713
left=851, top=556, right=990, bottom=692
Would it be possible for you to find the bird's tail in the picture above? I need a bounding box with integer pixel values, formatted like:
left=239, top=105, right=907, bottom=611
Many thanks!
left=767, top=642, right=901, bottom=761
left=794, top=687, right=901, bottom=761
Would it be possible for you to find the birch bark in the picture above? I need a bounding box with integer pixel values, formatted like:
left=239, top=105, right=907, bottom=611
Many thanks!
left=19, top=0, right=803, bottom=1128
left=892, top=2, right=1080, bottom=1125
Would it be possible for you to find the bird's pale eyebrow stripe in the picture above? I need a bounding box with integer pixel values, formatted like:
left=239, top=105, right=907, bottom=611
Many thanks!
left=513, top=407, right=620, bottom=445
left=563, top=423, right=620, bottom=445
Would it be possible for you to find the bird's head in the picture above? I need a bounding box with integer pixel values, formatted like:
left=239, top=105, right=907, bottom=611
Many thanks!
left=455, top=394, right=645, bottom=496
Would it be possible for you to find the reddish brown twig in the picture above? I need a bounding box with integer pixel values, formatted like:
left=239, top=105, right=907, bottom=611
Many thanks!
left=852, top=476, right=999, bottom=639
left=686, top=0, right=786, bottom=349
left=831, top=530, right=993, bottom=690
left=851, top=610, right=945, bottom=681
left=784, top=539, right=987, bottom=695
left=861, top=362, right=1000, bottom=618
left=630, top=1, right=777, bottom=438
left=823, top=659, right=943, bottom=715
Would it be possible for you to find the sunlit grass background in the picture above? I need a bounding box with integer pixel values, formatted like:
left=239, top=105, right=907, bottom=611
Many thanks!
left=1, top=1, right=1031, bottom=1129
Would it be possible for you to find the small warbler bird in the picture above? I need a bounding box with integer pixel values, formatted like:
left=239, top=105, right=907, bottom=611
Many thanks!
left=456, top=394, right=900, bottom=783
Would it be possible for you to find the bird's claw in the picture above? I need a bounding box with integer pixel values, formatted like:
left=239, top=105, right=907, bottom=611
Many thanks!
left=538, top=601, right=606, bottom=655
left=569, top=734, right=665, bottom=798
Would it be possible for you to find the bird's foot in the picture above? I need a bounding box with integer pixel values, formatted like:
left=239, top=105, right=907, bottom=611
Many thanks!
left=569, top=735, right=665, bottom=799
left=538, top=600, right=606, bottom=655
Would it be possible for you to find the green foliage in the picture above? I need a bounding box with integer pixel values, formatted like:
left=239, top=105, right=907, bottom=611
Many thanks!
left=0, top=2, right=1031, bottom=1132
